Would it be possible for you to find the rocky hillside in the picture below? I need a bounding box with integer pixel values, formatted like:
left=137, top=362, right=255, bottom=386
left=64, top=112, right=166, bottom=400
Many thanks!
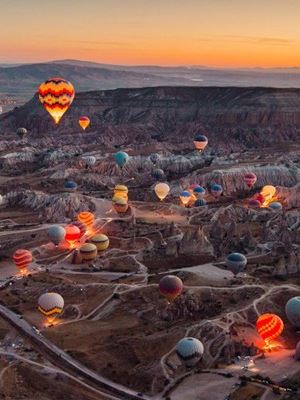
left=1, top=86, right=300, bottom=153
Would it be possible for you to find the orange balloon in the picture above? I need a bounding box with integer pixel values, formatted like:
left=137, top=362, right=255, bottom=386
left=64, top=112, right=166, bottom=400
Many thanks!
left=38, top=77, right=75, bottom=124
left=13, top=249, right=32, bottom=270
left=79, top=116, right=90, bottom=130
left=256, top=313, right=284, bottom=343
left=77, top=211, right=95, bottom=227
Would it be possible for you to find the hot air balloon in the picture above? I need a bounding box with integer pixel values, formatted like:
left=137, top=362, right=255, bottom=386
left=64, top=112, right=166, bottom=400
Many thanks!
left=248, top=199, right=261, bottom=209
left=48, top=225, right=66, bottom=246
left=152, top=168, right=165, bottom=181
left=193, top=186, right=206, bottom=199
left=154, top=183, right=170, bottom=201
left=255, top=193, right=265, bottom=205
left=211, top=183, right=223, bottom=198
left=38, top=77, right=75, bottom=124
left=149, top=153, right=160, bottom=165
left=269, top=202, right=282, bottom=211
left=260, top=185, right=276, bottom=205
left=13, top=249, right=32, bottom=270
left=114, top=151, right=129, bottom=169
left=113, top=197, right=129, bottom=214
left=71, top=220, right=86, bottom=238
left=295, top=341, right=300, bottom=361
left=243, top=172, right=257, bottom=188
left=91, top=234, right=109, bottom=251
left=285, top=297, right=300, bottom=329
left=79, top=243, right=98, bottom=263
left=180, top=190, right=192, bottom=206
left=225, top=253, right=247, bottom=275
left=16, top=127, right=28, bottom=139
left=79, top=116, right=90, bottom=131
left=71, top=249, right=82, bottom=265
left=65, top=225, right=81, bottom=247
left=194, top=199, right=207, bottom=207
left=82, top=155, right=96, bottom=168
left=159, top=275, right=183, bottom=302
left=77, top=211, right=95, bottom=229
left=256, top=313, right=284, bottom=344
left=176, top=337, right=204, bottom=367
left=114, top=184, right=128, bottom=200
left=38, top=292, right=64, bottom=322
left=64, top=180, right=77, bottom=192
left=193, top=134, right=208, bottom=151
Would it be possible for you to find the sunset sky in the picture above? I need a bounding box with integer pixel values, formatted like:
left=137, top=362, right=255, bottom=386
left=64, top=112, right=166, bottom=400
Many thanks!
left=1, top=0, right=300, bottom=67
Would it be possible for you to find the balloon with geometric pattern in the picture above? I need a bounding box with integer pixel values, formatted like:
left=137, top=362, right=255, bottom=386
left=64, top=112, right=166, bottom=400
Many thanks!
left=13, top=249, right=32, bottom=270
left=256, top=313, right=284, bottom=344
left=79, top=116, right=90, bottom=131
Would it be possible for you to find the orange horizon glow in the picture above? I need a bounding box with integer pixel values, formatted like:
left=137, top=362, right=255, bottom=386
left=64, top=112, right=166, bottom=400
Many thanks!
left=2, top=0, right=300, bottom=68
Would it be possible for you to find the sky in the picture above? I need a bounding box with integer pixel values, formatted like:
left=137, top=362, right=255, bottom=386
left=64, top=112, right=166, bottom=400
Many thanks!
left=1, top=0, right=300, bottom=67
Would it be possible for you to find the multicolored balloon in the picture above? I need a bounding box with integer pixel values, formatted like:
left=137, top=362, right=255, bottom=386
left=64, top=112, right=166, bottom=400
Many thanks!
left=38, top=292, right=64, bottom=321
left=114, top=184, right=128, bottom=200
left=79, top=116, right=90, bottom=131
left=211, top=183, right=223, bottom=198
left=256, top=313, right=284, bottom=344
left=38, top=77, right=75, bottom=124
left=79, top=243, right=98, bottom=262
left=90, top=234, right=109, bottom=252
left=193, top=186, right=206, bottom=199
left=176, top=337, right=204, bottom=367
left=159, top=275, right=183, bottom=302
left=13, top=249, right=32, bottom=270
left=193, top=134, right=208, bottom=151
left=77, top=211, right=95, bottom=228
left=180, top=190, right=192, bottom=206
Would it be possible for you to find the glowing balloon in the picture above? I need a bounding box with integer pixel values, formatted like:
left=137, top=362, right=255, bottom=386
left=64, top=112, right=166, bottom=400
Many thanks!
left=38, top=77, right=75, bottom=124
left=72, top=220, right=86, bottom=238
left=79, top=116, right=90, bottom=131
left=260, top=185, right=276, bottom=203
left=38, top=292, right=64, bottom=321
left=91, top=234, right=109, bottom=252
left=243, top=172, right=257, bottom=188
left=176, top=337, right=204, bottom=367
left=225, top=253, right=247, bottom=275
left=48, top=225, right=66, bottom=246
left=114, top=151, right=129, bottom=169
left=193, top=134, right=208, bottom=151
left=159, top=275, right=183, bottom=302
left=285, top=297, right=300, bottom=329
left=16, top=127, right=28, bottom=139
left=154, top=183, right=170, bottom=201
left=13, top=249, right=32, bottom=270
left=180, top=190, right=192, bottom=206
left=77, top=211, right=94, bottom=228
left=79, top=243, right=98, bottom=262
left=256, top=313, right=284, bottom=343
left=211, top=183, right=223, bottom=198
left=65, top=225, right=81, bottom=247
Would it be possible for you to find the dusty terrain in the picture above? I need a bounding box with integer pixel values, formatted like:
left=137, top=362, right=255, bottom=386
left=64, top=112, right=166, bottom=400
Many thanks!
left=0, top=86, right=299, bottom=399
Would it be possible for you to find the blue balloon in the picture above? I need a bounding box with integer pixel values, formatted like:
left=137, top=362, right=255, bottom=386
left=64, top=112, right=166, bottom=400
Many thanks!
left=194, top=134, right=208, bottom=143
left=152, top=168, right=165, bottom=181
left=225, top=253, right=247, bottom=275
left=149, top=153, right=160, bottom=165
left=114, top=151, right=129, bottom=169
left=269, top=201, right=282, bottom=211
left=195, top=199, right=207, bottom=207
left=180, top=190, right=191, bottom=198
left=211, top=183, right=223, bottom=197
left=286, top=297, right=300, bottom=329
left=176, top=337, right=204, bottom=367
left=64, top=180, right=77, bottom=191
left=193, top=186, right=206, bottom=199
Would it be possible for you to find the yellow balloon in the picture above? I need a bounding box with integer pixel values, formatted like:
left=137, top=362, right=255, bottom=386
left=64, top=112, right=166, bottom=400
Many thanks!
left=79, top=116, right=90, bottom=130
left=261, top=185, right=276, bottom=199
left=154, top=183, right=170, bottom=201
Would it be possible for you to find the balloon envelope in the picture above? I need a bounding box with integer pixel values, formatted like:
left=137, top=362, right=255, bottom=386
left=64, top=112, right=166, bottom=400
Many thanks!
left=13, top=249, right=32, bottom=270
left=38, top=292, right=64, bottom=317
left=38, top=77, right=75, bottom=124
left=82, top=155, right=96, bottom=167
left=193, top=134, right=208, bottom=151
left=159, top=275, right=183, bottom=302
left=225, top=253, right=247, bottom=275
left=149, top=153, right=160, bottom=164
left=211, top=183, right=223, bottom=197
left=114, top=151, right=129, bottom=169
left=269, top=201, right=282, bottom=211
left=152, top=168, right=165, bottom=181
left=16, top=127, right=27, bottom=139
left=194, top=199, right=207, bottom=207
left=180, top=190, right=192, bottom=205
left=285, top=297, right=300, bottom=329
left=193, top=186, right=206, bottom=199
left=77, top=211, right=94, bottom=227
left=243, top=172, right=257, bottom=188
left=176, top=337, right=204, bottom=367
left=256, top=313, right=284, bottom=343
left=48, top=225, right=66, bottom=246
left=154, top=183, right=170, bottom=201
left=79, top=116, right=90, bottom=130
left=64, top=180, right=77, bottom=191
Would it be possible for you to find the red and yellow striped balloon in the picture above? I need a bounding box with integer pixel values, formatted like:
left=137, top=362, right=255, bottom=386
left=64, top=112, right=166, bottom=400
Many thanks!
left=38, top=77, right=75, bottom=124
left=13, top=249, right=32, bottom=270
left=256, top=313, right=284, bottom=343
left=79, top=116, right=90, bottom=131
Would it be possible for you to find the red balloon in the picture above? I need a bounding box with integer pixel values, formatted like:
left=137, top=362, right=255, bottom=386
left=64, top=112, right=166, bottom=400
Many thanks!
left=71, top=221, right=86, bottom=238
left=159, top=275, right=183, bottom=302
left=65, top=225, right=81, bottom=243
left=13, top=249, right=32, bottom=270
left=256, top=313, right=284, bottom=343
left=243, top=172, right=257, bottom=188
